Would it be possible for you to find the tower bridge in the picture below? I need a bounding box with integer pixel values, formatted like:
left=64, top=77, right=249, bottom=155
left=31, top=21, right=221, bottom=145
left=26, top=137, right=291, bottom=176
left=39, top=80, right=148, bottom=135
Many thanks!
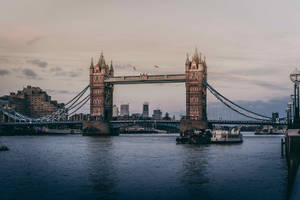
left=89, top=50, right=207, bottom=123
left=86, top=49, right=209, bottom=134
left=0, top=49, right=285, bottom=135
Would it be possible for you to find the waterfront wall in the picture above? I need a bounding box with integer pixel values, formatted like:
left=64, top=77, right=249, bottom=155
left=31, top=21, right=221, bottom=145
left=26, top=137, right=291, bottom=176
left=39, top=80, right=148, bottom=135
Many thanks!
left=82, top=121, right=119, bottom=136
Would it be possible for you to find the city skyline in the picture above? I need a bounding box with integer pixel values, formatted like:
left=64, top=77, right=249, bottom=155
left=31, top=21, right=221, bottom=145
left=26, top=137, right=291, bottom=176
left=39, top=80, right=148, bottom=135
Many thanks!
left=1, top=0, right=299, bottom=117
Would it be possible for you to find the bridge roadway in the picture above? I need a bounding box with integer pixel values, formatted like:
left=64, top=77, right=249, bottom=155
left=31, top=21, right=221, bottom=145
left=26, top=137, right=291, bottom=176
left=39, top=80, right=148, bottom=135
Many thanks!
left=0, top=120, right=287, bottom=127
left=104, top=74, right=186, bottom=84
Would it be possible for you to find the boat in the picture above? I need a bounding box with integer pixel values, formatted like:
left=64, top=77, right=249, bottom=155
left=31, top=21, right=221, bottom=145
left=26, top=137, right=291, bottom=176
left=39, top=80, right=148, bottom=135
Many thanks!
left=211, top=127, right=243, bottom=144
left=176, top=129, right=212, bottom=144
left=254, top=126, right=286, bottom=135
left=0, top=145, right=9, bottom=151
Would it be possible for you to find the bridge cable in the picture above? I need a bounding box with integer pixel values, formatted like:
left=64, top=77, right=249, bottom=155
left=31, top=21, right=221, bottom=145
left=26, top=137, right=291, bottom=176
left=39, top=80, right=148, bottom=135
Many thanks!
left=68, top=96, right=90, bottom=116
left=206, top=86, right=268, bottom=121
left=204, top=81, right=272, bottom=120
left=204, top=82, right=271, bottom=119
left=205, top=82, right=271, bottom=121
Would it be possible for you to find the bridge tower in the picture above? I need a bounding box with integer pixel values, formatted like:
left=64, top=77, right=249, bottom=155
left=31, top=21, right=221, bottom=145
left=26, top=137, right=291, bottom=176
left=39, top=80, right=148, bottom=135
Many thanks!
left=181, top=48, right=209, bottom=135
left=89, top=52, right=114, bottom=121
left=185, top=48, right=207, bottom=120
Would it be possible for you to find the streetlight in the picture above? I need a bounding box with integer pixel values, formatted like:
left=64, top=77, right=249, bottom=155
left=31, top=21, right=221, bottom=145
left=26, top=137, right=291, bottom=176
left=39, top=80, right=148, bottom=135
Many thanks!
left=286, top=107, right=290, bottom=124
left=291, top=94, right=295, bottom=119
left=288, top=102, right=293, bottom=124
left=290, top=68, right=300, bottom=124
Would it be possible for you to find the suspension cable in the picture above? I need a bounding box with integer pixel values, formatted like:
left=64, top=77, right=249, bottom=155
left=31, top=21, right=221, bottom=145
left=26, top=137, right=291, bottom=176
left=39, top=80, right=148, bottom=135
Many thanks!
left=65, top=87, right=89, bottom=110
left=206, top=86, right=270, bottom=121
left=65, top=85, right=90, bottom=106
left=68, top=96, right=90, bottom=116
left=204, top=81, right=271, bottom=120
left=67, top=95, right=90, bottom=111
left=36, top=85, right=90, bottom=120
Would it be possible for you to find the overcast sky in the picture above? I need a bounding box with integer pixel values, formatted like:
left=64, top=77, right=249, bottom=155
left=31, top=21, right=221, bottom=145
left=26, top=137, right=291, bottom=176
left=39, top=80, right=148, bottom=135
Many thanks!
left=0, top=0, right=299, bottom=117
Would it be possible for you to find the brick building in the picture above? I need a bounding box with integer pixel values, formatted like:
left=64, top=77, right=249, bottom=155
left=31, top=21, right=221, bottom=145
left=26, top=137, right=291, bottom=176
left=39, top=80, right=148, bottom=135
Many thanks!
left=1, top=85, right=64, bottom=119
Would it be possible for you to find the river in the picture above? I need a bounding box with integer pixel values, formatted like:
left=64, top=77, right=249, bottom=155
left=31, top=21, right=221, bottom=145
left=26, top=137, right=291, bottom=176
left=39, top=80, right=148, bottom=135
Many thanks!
left=0, top=133, right=287, bottom=200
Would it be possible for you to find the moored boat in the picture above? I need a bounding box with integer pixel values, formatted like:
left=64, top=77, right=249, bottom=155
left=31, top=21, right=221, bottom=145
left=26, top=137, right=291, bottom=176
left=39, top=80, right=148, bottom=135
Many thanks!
left=211, top=127, right=243, bottom=144
left=254, top=126, right=286, bottom=135
left=176, top=129, right=212, bottom=144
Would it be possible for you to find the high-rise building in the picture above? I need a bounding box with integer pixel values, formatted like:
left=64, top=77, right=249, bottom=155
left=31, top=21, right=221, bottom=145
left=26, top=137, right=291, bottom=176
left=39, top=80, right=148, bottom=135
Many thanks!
left=272, top=112, right=279, bottom=122
left=112, top=105, right=119, bottom=117
left=142, top=102, right=149, bottom=118
left=152, top=109, right=162, bottom=120
left=163, top=112, right=171, bottom=120
left=120, top=104, right=129, bottom=116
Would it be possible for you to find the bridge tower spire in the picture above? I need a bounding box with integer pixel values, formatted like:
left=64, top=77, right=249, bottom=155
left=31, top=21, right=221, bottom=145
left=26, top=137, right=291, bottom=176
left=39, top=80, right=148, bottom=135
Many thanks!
left=90, top=57, right=94, bottom=68
left=185, top=53, right=190, bottom=71
left=90, top=57, right=94, bottom=72
left=110, top=60, right=114, bottom=76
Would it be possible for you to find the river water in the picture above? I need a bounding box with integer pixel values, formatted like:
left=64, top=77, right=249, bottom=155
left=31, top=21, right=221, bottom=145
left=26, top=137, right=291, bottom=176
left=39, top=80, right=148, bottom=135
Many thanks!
left=0, top=133, right=287, bottom=200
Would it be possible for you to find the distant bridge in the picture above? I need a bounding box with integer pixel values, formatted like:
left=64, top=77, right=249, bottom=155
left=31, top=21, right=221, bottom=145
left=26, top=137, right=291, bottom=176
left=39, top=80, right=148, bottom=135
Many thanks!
left=0, top=120, right=287, bottom=128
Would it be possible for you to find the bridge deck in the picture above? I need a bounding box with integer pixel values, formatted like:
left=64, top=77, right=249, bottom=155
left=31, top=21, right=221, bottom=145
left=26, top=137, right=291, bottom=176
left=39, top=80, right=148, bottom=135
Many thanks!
left=105, top=74, right=186, bottom=84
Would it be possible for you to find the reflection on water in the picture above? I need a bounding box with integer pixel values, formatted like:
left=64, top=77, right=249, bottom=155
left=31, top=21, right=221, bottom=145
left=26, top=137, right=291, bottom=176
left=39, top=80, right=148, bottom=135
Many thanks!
left=0, top=133, right=287, bottom=200
left=85, top=137, right=119, bottom=199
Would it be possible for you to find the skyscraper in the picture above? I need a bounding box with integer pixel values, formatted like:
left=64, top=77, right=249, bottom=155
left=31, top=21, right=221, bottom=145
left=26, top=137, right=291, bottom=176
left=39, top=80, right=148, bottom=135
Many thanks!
left=152, top=109, right=162, bottom=120
left=120, top=104, right=129, bottom=116
left=142, top=102, right=149, bottom=118
left=112, top=105, right=119, bottom=117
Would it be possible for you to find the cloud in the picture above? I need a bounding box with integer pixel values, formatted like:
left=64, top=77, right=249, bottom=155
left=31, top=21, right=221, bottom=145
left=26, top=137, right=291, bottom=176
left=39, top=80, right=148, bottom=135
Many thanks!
left=22, top=68, right=37, bottom=79
left=55, top=71, right=79, bottom=77
left=114, top=64, right=137, bottom=71
left=49, top=67, right=80, bottom=78
left=26, top=59, right=48, bottom=68
left=26, top=36, right=42, bottom=46
left=68, top=72, right=79, bottom=77
left=254, top=80, right=287, bottom=91
left=49, top=67, right=62, bottom=72
left=227, top=68, right=281, bottom=77
left=0, top=69, right=10, bottom=76
left=46, top=89, right=75, bottom=95
left=210, top=72, right=288, bottom=91
left=216, top=55, right=258, bottom=62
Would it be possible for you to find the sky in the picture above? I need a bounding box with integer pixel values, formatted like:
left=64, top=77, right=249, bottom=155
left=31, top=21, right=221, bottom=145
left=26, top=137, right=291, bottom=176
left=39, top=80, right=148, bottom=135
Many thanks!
left=0, top=0, right=299, bottom=118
